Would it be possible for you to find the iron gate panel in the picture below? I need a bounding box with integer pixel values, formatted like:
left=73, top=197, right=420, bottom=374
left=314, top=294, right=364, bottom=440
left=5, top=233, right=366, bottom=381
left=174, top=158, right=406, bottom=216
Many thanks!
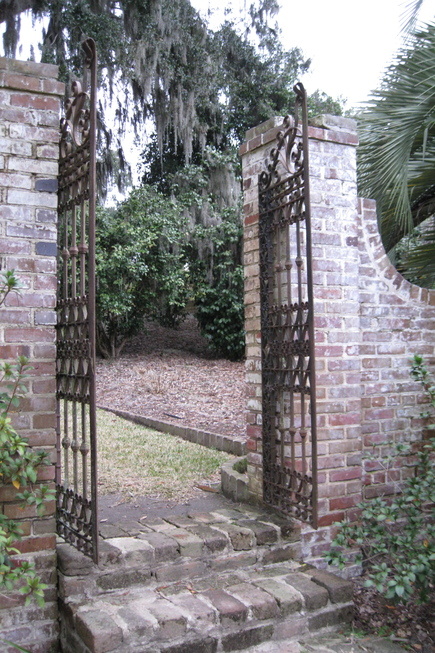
left=55, top=39, right=99, bottom=561
left=258, top=83, right=318, bottom=528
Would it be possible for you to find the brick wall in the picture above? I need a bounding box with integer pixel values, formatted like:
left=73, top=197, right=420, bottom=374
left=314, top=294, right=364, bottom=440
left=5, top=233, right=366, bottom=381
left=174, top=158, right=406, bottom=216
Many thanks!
left=0, top=56, right=63, bottom=652
left=241, top=114, right=435, bottom=567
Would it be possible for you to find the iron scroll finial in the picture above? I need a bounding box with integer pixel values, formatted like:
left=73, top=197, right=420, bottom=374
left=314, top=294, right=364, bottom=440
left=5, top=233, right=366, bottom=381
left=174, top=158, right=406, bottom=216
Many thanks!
left=82, top=37, right=96, bottom=69
left=59, top=38, right=96, bottom=154
left=259, top=83, right=307, bottom=192
left=293, top=81, right=306, bottom=103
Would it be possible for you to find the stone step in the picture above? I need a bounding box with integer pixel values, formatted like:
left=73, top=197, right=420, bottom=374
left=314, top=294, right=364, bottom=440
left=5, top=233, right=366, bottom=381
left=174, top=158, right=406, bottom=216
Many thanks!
left=59, top=562, right=353, bottom=653
left=57, top=506, right=301, bottom=599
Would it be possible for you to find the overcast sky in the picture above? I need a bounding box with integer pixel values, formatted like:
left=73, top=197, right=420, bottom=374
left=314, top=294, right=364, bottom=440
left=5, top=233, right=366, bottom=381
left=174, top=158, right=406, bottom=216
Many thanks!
left=191, top=0, right=435, bottom=109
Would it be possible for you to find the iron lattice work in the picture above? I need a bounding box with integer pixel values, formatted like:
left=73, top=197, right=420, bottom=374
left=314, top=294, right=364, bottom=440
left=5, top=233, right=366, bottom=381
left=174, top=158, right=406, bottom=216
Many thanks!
left=258, top=83, right=318, bottom=528
left=55, top=39, right=99, bottom=561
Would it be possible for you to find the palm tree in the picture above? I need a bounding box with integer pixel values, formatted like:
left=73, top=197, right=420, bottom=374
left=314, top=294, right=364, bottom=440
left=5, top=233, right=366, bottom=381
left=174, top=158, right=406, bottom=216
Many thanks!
left=357, top=8, right=435, bottom=286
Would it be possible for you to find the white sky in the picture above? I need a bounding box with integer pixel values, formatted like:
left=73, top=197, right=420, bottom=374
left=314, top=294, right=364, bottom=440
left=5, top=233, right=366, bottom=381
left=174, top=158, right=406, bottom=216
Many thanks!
left=191, top=0, right=435, bottom=109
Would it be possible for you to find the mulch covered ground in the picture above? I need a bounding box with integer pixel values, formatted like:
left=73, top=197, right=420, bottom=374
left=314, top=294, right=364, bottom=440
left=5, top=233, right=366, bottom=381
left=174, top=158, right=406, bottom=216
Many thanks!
left=353, top=582, right=435, bottom=652
left=96, top=316, right=246, bottom=438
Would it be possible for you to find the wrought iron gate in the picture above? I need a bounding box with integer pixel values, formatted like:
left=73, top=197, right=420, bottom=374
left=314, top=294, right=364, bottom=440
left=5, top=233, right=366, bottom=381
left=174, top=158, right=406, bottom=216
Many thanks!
left=55, top=38, right=99, bottom=561
left=258, top=83, right=318, bottom=528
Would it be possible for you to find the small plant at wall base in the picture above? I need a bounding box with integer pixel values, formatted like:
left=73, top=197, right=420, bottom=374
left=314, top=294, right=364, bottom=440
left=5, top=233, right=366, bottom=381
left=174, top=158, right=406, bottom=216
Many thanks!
left=0, top=270, right=54, bottom=606
left=325, top=355, right=435, bottom=605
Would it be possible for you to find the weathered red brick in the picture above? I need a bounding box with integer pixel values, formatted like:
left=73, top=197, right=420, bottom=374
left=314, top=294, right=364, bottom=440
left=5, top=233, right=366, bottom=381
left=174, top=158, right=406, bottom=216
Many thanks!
left=10, top=93, right=59, bottom=111
left=4, top=502, right=38, bottom=520
left=4, top=72, right=40, bottom=92
left=318, top=512, right=345, bottom=527
left=4, top=327, right=55, bottom=342
left=330, top=468, right=362, bottom=482
left=32, top=413, right=56, bottom=429
left=13, top=535, right=56, bottom=554
left=329, top=495, right=360, bottom=511
left=0, top=344, right=31, bottom=359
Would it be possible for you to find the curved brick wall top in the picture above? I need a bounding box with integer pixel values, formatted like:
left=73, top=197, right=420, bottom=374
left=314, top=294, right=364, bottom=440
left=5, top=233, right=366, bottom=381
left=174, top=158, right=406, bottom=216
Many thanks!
left=359, top=197, right=435, bottom=308
left=357, top=197, right=435, bottom=495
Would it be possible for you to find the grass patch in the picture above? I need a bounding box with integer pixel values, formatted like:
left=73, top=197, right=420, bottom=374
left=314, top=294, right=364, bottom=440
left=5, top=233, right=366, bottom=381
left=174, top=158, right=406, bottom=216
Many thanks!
left=97, top=409, right=234, bottom=500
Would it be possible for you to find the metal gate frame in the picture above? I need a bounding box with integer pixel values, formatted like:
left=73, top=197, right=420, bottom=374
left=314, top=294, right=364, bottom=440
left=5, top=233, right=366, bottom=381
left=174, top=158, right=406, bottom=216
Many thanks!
left=55, top=38, right=99, bottom=561
left=258, top=83, right=318, bottom=528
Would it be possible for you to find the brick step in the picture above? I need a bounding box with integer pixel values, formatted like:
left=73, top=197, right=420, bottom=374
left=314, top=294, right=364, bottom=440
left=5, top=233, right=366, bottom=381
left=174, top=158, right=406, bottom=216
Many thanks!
left=59, top=563, right=353, bottom=653
left=58, top=505, right=353, bottom=652
left=58, top=506, right=301, bottom=599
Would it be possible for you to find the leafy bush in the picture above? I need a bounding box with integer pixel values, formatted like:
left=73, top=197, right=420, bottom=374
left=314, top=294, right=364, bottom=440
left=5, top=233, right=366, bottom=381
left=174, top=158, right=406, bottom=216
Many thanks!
left=98, top=150, right=246, bottom=361
left=325, top=355, right=435, bottom=604
left=0, top=271, right=54, bottom=606
left=233, top=458, right=247, bottom=474
left=189, top=211, right=245, bottom=361
left=96, top=186, right=189, bottom=358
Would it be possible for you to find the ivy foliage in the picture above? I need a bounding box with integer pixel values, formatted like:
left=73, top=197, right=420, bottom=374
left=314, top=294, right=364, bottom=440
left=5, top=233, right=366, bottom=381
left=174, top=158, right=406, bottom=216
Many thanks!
left=188, top=212, right=245, bottom=361
left=325, top=355, right=435, bottom=604
left=170, top=150, right=245, bottom=361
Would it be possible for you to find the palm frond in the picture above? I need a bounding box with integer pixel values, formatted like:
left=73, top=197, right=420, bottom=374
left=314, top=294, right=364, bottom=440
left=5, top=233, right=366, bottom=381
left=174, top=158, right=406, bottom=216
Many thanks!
left=401, top=0, right=425, bottom=35
left=358, top=22, right=435, bottom=252
left=397, top=220, right=435, bottom=287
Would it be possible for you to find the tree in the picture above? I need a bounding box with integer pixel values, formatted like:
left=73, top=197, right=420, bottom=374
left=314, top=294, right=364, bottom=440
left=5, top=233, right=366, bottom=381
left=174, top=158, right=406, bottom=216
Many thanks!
left=188, top=210, right=245, bottom=360
left=2, top=0, right=342, bottom=193
left=2, top=0, right=343, bottom=360
left=357, top=13, right=435, bottom=286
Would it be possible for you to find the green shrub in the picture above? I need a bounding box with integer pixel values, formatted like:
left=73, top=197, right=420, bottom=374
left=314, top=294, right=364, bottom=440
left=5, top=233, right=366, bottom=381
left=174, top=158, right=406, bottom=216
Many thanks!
left=189, top=212, right=245, bottom=361
left=325, top=355, right=435, bottom=604
left=233, top=458, right=247, bottom=474
left=96, top=187, right=189, bottom=358
left=0, top=271, right=55, bottom=605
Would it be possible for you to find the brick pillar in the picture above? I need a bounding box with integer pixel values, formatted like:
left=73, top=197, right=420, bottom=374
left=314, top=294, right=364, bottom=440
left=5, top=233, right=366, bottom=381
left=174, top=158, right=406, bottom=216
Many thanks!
left=0, top=56, right=64, bottom=651
left=241, top=113, right=435, bottom=567
left=241, top=115, right=363, bottom=565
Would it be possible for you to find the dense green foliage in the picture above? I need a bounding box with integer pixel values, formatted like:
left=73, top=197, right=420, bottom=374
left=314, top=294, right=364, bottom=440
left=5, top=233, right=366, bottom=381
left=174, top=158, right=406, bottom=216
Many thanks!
left=325, top=355, right=435, bottom=604
left=3, top=0, right=343, bottom=360
left=96, top=187, right=189, bottom=358
left=0, top=271, right=54, bottom=606
left=159, top=148, right=246, bottom=361
left=97, top=149, right=246, bottom=360
left=189, top=213, right=245, bottom=360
